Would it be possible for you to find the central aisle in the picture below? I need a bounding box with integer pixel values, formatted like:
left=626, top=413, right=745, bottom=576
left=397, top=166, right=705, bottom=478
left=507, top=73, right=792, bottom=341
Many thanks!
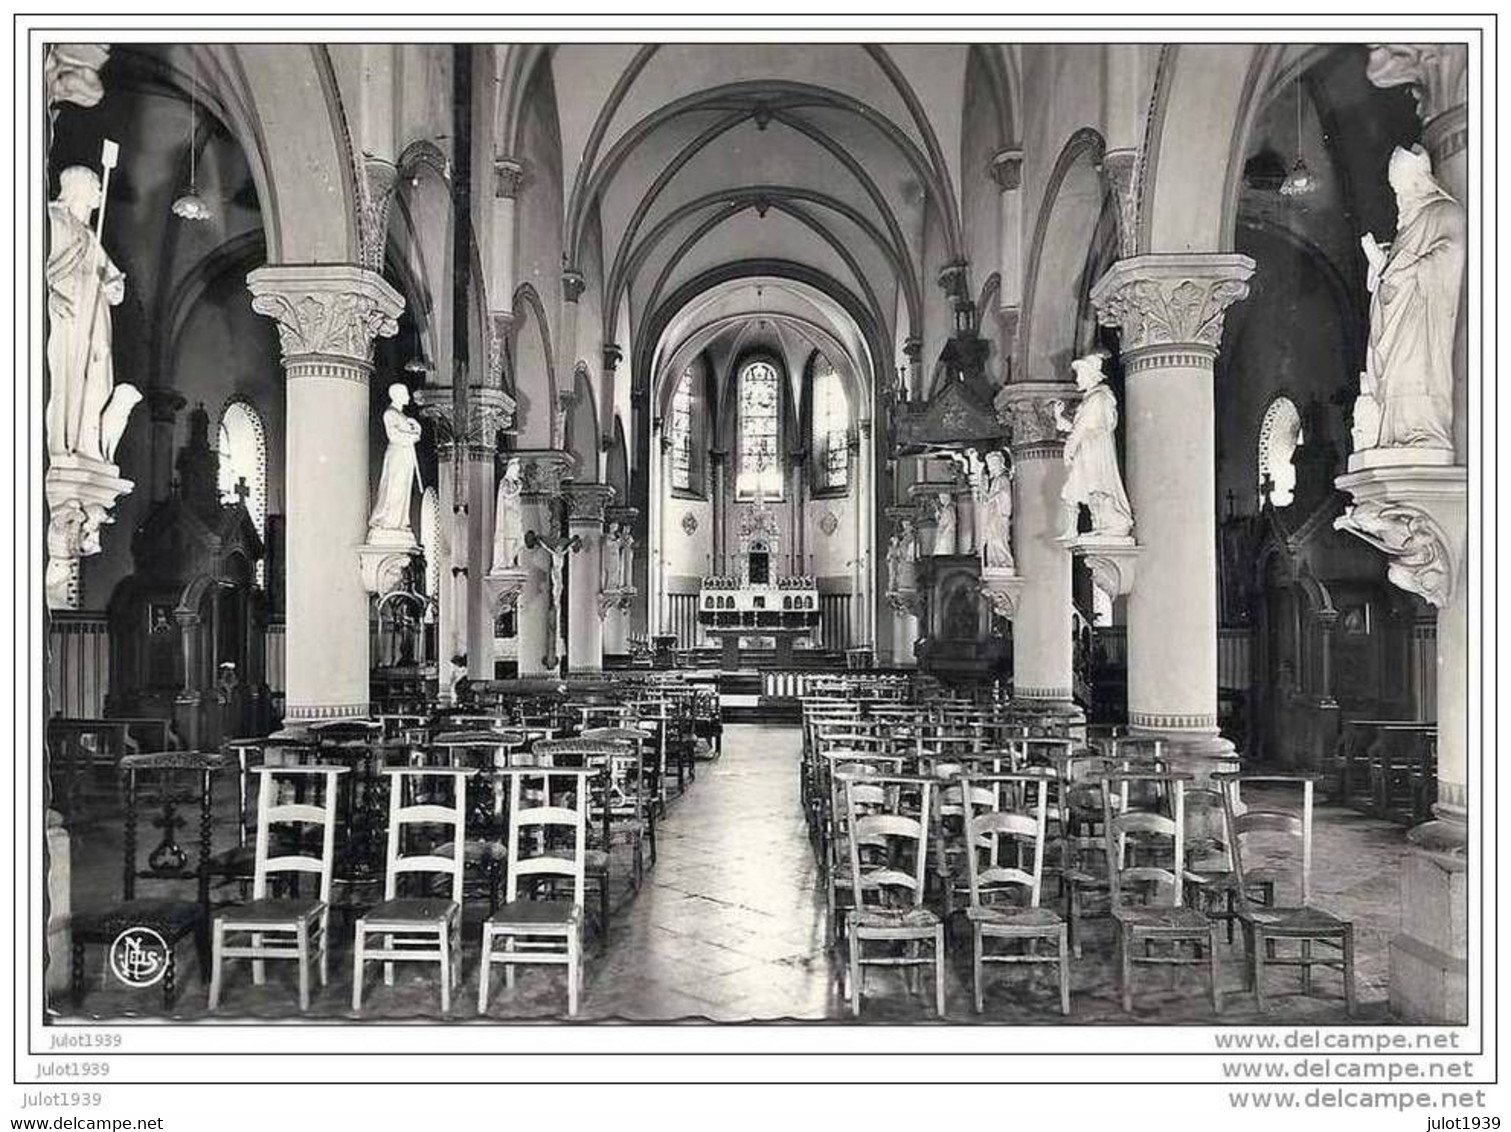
left=584, top=723, right=834, bottom=1020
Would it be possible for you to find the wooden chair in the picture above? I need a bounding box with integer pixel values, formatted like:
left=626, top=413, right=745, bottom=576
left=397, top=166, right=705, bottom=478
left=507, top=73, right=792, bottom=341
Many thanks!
left=69, top=751, right=231, bottom=1011
left=1181, top=784, right=1275, bottom=945
left=1103, top=771, right=1222, bottom=1014
left=1216, top=772, right=1355, bottom=1015
left=350, top=767, right=475, bottom=1015
left=579, top=727, right=659, bottom=881
left=961, top=771, right=1070, bottom=1014
left=844, top=774, right=945, bottom=1017
left=477, top=766, right=594, bottom=1017
left=209, top=765, right=347, bottom=1011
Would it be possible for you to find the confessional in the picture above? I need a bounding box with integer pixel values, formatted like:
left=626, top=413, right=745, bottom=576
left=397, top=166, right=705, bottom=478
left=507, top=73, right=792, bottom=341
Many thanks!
left=107, top=407, right=271, bottom=748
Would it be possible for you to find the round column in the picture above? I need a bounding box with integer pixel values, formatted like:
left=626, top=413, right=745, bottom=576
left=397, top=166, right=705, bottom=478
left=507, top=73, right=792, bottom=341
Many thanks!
left=1091, top=254, right=1254, bottom=767
left=998, top=381, right=1080, bottom=715
left=248, top=264, right=402, bottom=722
left=565, top=483, right=615, bottom=674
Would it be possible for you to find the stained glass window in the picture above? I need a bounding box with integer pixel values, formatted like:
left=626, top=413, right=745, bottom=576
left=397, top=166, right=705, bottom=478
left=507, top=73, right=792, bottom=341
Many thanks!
left=812, top=356, right=850, bottom=490
left=671, top=365, right=694, bottom=491
left=1257, top=396, right=1304, bottom=508
left=217, top=399, right=268, bottom=584
left=737, top=360, right=783, bottom=499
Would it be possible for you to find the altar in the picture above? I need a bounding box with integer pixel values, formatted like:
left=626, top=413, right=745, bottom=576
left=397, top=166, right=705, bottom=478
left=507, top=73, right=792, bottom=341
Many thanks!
left=698, top=575, right=821, bottom=667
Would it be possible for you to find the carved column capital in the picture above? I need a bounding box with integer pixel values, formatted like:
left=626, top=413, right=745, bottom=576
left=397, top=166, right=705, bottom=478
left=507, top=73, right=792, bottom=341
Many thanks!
left=561, top=269, right=586, bottom=303
left=1335, top=463, right=1467, bottom=609
left=1101, top=148, right=1141, bottom=258
left=246, top=265, right=404, bottom=377
left=45, top=44, right=109, bottom=110
left=508, top=448, right=577, bottom=497
left=413, top=386, right=517, bottom=461
left=989, top=147, right=1023, bottom=191
left=995, top=380, right=1076, bottom=457
left=565, top=482, right=616, bottom=524
left=358, top=156, right=400, bottom=272
left=1090, top=253, right=1255, bottom=365
left=493, top=156, right=525, bottom=199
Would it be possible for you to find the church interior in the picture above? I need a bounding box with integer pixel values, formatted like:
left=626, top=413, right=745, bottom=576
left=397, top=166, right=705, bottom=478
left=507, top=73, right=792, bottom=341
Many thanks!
left=39, top=40, right=1469, bottom=1025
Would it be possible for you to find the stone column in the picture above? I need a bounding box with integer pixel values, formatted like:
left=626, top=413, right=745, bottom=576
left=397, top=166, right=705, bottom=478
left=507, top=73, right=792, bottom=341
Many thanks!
left=415, top=386, right=516, bottom=687
left=990, top=149, right=1024, bottom=311
left=603, top=504, right=639, bottom=656
left=488, top=157, right=523, bottom=323
left=856, top=419, right=874, bottom=647
left=145, top=388, right=185, bottom=501
left=248, top=265, right=403, bottom=722
left=1335, top=458, right=1467, bottom=1021
left=512, top=449, right=575, bottom=676
left=884, top=503, right=920, bottom=667
left=709, top=450, right=729, bottom=574
left=600, top=342, right=622, bottom=458
left=1090, top=254, right=1254, bottom=768
left=997, top=381, right=1082, bottom=716
left=565, top=482, right=615, bottom=674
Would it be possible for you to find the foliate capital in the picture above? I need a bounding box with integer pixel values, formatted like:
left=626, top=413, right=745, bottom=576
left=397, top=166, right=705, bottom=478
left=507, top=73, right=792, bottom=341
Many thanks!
left=247, top=265, right=404, bottom=367
left=1090, top=254, right=1254, bottom=354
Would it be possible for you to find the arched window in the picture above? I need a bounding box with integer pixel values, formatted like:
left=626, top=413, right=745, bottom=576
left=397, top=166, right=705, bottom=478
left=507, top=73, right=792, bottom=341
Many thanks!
left=811, top=355, right=850, bottom=491
left=217, top=399, right=268, bottom=583
left=736, top=359, right=783, bottom=499
left=1257, top=396, right=1304, bottom=508
left=419, top=486, right=441, bottom=608
left=670, top=364, right=695, bottom=491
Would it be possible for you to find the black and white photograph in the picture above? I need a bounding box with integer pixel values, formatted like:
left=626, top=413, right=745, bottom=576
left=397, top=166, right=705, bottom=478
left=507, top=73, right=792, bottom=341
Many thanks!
left=10, top=11, right=1500, bottom=1123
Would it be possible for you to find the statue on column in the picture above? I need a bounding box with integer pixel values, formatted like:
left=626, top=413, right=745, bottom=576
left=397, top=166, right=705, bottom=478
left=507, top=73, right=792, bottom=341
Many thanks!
left=978, top=448, right=1015, bottom=569
left=1054, top=351, right=1134, bottom=539
left=933, top=491, right=958, bottom=556
left=607, top=522, right=635, bottom=590
left=1356, top=144, right=1465, bottom=452
left=46, top=162, right=140, bottom=463
left=493, top=458, right=523, bottom=569
left=367, top=382, right=423, bottom=538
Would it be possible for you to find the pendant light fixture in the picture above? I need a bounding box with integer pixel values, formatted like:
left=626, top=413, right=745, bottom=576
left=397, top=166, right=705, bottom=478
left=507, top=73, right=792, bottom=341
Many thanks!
left=1278, top=71, right=1318, bottom=199
left=172, top=60, right=214, bottom=222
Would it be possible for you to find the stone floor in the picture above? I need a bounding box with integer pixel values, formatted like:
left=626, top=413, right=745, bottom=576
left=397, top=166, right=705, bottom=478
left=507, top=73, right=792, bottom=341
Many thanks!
left=51, top=723, right=1409, bottom=1024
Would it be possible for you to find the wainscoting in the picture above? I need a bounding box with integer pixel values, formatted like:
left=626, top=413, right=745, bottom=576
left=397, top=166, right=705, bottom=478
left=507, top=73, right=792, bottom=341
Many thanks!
left=47, top=612, right=110, bottom=719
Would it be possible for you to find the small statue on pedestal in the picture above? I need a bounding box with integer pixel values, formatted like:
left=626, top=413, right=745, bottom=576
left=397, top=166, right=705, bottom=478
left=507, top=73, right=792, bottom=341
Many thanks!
left=367, top=382, right=423, bottom=540
left=1356, top=144, right=1465, bottom=453
left=493, top=458, right=523, bottom=569
left=1054, top=351, right=1134, bottom=540
left=977, top=448, right=1015, bottom=570
left=933, top=491, right=957, bottom=556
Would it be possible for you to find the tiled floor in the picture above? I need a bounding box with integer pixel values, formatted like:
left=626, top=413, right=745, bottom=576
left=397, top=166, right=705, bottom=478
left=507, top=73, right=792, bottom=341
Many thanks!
left=53, top=723, right=1408, bottom=1024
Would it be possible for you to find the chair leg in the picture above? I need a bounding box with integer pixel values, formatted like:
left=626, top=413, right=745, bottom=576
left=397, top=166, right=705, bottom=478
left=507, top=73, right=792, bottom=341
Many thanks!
left=1058, top=926, right=1071, bottom=1016
left=933, top=926, right=946, bottom=1016
left=208, top=922, right=225, bottom=1011
left=972, top=927, right=985, bottom=1014
left=1119, top=927, right=1133, bottom=1014
left=384, top=934, right=395, bottom=987
left=70, top=940, right=86, bottom=1009
left=848, top=929, right=862, bottom=1018
left=1209, top=926, right=1222, bottom=1013
left=296, top=925, right=311, bottom=1012
left=567, top=926, right=581, bottom=1018
left=1253, top=928, right=1267, bottom=1012
left=318, top=911, right=330, bottom=987
left=351, top=926, right=366, bottom=1013
left=251, top=934, right=265, bottom=986
left=504, top=935, right=515, bottom=989
left=438, top=925, right=451, bottom=1016
left=1342, top=927, right=1356, bottom=1017
left=1301, top=939, right=1313, bottom=996
left=162, top=947, right=177, bottom=1011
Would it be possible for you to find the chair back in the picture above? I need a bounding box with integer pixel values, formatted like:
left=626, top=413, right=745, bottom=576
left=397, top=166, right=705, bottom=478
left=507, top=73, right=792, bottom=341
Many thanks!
left=1102, top=772, right=1190, bottom=909
left=1216, top=772, right=1317, bottom=907
left=961, top=772, right=1051, bottom=909
left=500, top=766, right=594, bottom=907
left=380, top=767, right=475, bottom=903
left=251, top=765, right=348, bottom=903
left=845, top=774, right=933, bottom=912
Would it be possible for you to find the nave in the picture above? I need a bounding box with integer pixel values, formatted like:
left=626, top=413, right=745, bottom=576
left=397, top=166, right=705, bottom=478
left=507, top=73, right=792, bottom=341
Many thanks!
left=57, top=718, right=1404, bottom=1024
